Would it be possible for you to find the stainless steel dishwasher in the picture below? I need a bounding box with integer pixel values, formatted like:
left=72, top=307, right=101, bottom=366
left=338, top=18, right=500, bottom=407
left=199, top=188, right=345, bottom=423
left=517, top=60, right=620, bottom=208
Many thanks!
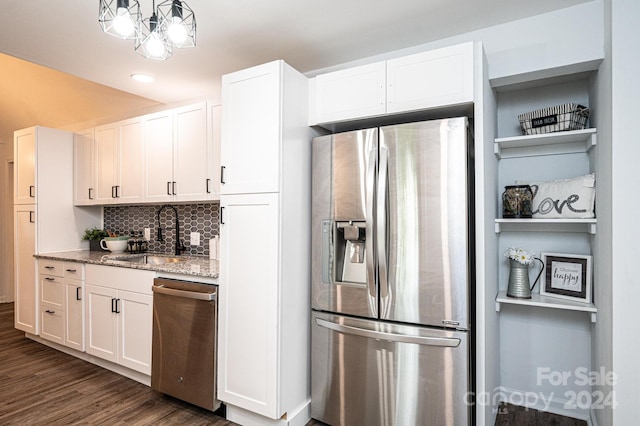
left=151, top=278, right=221, bottom=412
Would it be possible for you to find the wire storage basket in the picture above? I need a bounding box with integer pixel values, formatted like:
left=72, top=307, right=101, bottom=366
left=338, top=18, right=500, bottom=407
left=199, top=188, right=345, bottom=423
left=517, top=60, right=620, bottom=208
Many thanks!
left=518, top=103, right=590, bottom=135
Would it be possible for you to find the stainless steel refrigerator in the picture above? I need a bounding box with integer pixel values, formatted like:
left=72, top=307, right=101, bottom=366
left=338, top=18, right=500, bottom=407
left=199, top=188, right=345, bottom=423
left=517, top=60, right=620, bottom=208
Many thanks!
left=311, top=117, right=474, bottom=426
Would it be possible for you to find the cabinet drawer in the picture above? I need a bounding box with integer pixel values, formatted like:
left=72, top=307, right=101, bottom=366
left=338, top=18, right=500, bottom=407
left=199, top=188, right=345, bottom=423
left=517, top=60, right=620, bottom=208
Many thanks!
left=39, top=260, right=64, bottom=278
left=41, top=277, right=65, bottom=309
left=40, top=307, right=65, bottom=345
left=63, top=263, right=84, bottom=280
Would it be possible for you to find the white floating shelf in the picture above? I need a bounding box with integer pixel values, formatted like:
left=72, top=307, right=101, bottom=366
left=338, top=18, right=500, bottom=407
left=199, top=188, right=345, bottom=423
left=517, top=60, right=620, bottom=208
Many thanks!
left=495, top=218, right=597, bottom=234
left=495, top=290, right=597, bottom=322
left=494, top=128, right=597, bottom=159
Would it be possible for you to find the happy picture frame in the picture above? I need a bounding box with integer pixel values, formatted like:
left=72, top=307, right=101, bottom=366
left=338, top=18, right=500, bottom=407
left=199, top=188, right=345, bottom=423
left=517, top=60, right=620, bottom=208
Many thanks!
left=540, top=253, right=593, bottom=304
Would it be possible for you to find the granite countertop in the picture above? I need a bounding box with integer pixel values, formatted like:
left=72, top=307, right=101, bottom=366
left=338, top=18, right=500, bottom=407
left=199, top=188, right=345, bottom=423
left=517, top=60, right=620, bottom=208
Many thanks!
left=35, top=250, right=219, bottom=279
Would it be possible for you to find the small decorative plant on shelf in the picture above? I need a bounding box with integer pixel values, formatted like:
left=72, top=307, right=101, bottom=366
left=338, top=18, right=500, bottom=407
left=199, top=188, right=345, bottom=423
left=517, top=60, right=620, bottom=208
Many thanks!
left=82, top=227, right=109, bottom=251
left=504, top=247, right=543, bottom=299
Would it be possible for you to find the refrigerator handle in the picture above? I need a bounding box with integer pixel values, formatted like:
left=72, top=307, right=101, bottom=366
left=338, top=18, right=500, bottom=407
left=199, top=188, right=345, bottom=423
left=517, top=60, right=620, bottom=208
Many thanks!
left=365, top=147, right=377, bottom=307
left=377, top=146, right=389, bottom=303
left=315, top=318, right=461, bottom=347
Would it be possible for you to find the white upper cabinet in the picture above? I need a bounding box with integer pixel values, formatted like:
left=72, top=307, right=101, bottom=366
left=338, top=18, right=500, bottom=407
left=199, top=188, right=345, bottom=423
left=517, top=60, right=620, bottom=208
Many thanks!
left=144, top=110, right=175, bottom=203
left=386, top=42, right=474, bottom=114
left=310, top=42, right=474, bottom=125
left=221, top=61, right=281, bottom=195
left=95, top=119, right=145, bottom=205
left=117, top=117, right=145, bottom=204
left=145, top=102, right=216, bottom=203
left=94, top=123, right=119, bottom=204
left=14, top=127, right=36, bottom=204
left=74, top=129, right=96, bottom=206
left=173, top=102, right=215, bottom=202
left=78, top=101, right=217, bottom=205
left=313, top=62, right=386, bottom=124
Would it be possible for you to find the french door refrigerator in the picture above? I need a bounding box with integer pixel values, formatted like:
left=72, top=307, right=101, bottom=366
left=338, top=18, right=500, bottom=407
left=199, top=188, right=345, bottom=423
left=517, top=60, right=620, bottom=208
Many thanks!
left=311, top=117, right=474, bottom=426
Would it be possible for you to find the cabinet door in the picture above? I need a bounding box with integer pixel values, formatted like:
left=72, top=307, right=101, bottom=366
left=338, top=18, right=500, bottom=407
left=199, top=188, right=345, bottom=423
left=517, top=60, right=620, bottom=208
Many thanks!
left=14, top=205, right=37, bottom=334
left=66, top=282, right=84, bottom=352
left=118, top=118, right=145, bottom=203
left=118, top=290, right=152, bottom=375
left=85, top=284, right=118, bottom=363
left=218, top=193, right=280, bottom=417
left=40, top=307, right=64, bottom=345
left=144, top=110, right=175, bottom=203
left=208, top=103, right=222, bottom=200
left=94, top=124, right=119, bottom=204
left=14, top=127, right=36, bottom=204
left=314, top=61, right=386, bottom=123
left=74, top=129, right=96, bottom=205
left=386, top=42, right=474, bottom=114
left=174, top=102, right=210, bottom=202
left=221, top=61, right=281, bottom=195
left=40, top=275, right=64, bottom=309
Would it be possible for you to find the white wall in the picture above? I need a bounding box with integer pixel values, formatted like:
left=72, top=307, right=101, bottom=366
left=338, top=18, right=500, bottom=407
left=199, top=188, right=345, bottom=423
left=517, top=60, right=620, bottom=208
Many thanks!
left=0, top=141, right=14, bottom=303
left=611, top=0, right=640, bottom=425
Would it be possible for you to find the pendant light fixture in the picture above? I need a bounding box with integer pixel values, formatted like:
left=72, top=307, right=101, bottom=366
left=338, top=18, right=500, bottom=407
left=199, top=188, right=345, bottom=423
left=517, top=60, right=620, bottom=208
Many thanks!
left=157, top=0, right=196, bottom=48
left=99, top=0, right=142, bottom=40
left=99, top=0, right=195, bottom=60
left=135, top=0, right=172, bottom=60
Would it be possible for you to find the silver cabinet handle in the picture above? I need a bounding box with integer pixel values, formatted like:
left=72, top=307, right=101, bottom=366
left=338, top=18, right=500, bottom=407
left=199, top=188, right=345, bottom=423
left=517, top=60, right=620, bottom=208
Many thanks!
left=315, top=318, right=461, bottom=347
left=153, top=284, right=217, bottom=301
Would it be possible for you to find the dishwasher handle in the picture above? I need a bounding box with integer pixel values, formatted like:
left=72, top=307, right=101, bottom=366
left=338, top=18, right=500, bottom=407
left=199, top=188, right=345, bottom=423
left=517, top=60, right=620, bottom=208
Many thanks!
left=152, top=284, right=217, bottom=301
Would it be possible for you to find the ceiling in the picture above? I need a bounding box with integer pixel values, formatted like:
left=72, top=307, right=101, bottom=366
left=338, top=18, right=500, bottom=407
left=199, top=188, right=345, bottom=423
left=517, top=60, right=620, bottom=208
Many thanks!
left=0, top=0, right=590, bottom=145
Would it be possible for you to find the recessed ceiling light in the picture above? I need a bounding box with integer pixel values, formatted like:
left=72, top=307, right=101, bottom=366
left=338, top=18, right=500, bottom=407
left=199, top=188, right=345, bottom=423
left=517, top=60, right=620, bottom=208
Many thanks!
left=131, top=73, right=155, bottom=83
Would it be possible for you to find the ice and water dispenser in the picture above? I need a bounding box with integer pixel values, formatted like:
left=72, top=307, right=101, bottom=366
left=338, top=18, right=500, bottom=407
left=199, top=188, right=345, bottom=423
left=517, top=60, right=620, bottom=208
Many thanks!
left=322, top=220, right=367, bottom=285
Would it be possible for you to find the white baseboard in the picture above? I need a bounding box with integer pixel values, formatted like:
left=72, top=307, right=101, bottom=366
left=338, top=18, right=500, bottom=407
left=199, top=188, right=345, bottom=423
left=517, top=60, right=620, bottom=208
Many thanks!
left=226, top=399, right=311, bottom=426
left=499, top=386, right=594, bottom=425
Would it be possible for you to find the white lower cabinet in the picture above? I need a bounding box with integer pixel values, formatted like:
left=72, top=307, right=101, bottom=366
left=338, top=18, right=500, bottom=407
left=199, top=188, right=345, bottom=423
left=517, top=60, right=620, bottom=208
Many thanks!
left=65, top=281, right=84, bottom=352
left=14, top=205, right=36, bottom=335
left=38, top=259, right=86, bottom=351
left=218, top=193, right=280, bottom=417
left=85, top=265, right=154, bottom=376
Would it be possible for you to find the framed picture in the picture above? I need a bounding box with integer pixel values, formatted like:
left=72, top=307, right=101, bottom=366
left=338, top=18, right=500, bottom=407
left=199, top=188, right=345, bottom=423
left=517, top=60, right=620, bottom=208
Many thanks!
left=540, top=253, right=593, bottom=304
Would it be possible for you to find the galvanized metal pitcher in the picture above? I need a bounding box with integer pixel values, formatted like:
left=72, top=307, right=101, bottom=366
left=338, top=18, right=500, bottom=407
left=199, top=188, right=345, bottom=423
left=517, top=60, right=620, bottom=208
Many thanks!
left=507, top=258, right=544, bottom=299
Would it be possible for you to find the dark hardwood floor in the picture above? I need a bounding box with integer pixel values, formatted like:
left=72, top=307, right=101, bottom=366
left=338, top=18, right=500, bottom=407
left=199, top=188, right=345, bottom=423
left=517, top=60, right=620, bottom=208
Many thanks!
left=0, top=302, right=233, bottom=425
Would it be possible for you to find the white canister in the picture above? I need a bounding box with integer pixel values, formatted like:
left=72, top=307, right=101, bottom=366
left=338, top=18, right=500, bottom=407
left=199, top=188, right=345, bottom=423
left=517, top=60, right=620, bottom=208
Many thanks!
left=209, top=236, right=219, bottom=260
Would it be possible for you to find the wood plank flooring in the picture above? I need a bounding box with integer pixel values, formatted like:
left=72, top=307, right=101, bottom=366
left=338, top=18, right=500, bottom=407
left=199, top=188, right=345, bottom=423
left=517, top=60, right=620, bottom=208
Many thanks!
left=0, top=302, right=234, bottom=425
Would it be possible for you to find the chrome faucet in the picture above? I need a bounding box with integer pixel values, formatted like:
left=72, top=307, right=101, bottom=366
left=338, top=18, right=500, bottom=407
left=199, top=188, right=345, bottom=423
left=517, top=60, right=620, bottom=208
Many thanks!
left=156, top=205, right=186, bottom=256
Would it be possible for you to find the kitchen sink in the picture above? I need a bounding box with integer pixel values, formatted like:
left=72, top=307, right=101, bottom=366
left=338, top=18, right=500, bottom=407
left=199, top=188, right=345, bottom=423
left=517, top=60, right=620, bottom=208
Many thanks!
left=107, top=254, right=187, bottom=265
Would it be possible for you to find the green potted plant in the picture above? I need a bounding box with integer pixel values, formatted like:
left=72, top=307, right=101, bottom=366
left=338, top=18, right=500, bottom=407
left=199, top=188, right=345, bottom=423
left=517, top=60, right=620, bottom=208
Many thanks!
left=82, top=227, right=109, bottom=251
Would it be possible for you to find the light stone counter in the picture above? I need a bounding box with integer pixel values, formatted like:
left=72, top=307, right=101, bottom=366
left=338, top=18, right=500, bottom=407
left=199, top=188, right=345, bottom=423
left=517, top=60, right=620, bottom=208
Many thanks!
left=35, top=250, right=219, bottom=279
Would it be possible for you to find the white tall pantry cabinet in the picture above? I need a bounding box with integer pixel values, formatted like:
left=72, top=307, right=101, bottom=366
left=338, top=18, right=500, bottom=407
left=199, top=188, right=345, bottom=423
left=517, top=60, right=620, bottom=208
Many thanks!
left=13, top=126, right=101, bottom=335
left=218, top=60, right=316, bottom=424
